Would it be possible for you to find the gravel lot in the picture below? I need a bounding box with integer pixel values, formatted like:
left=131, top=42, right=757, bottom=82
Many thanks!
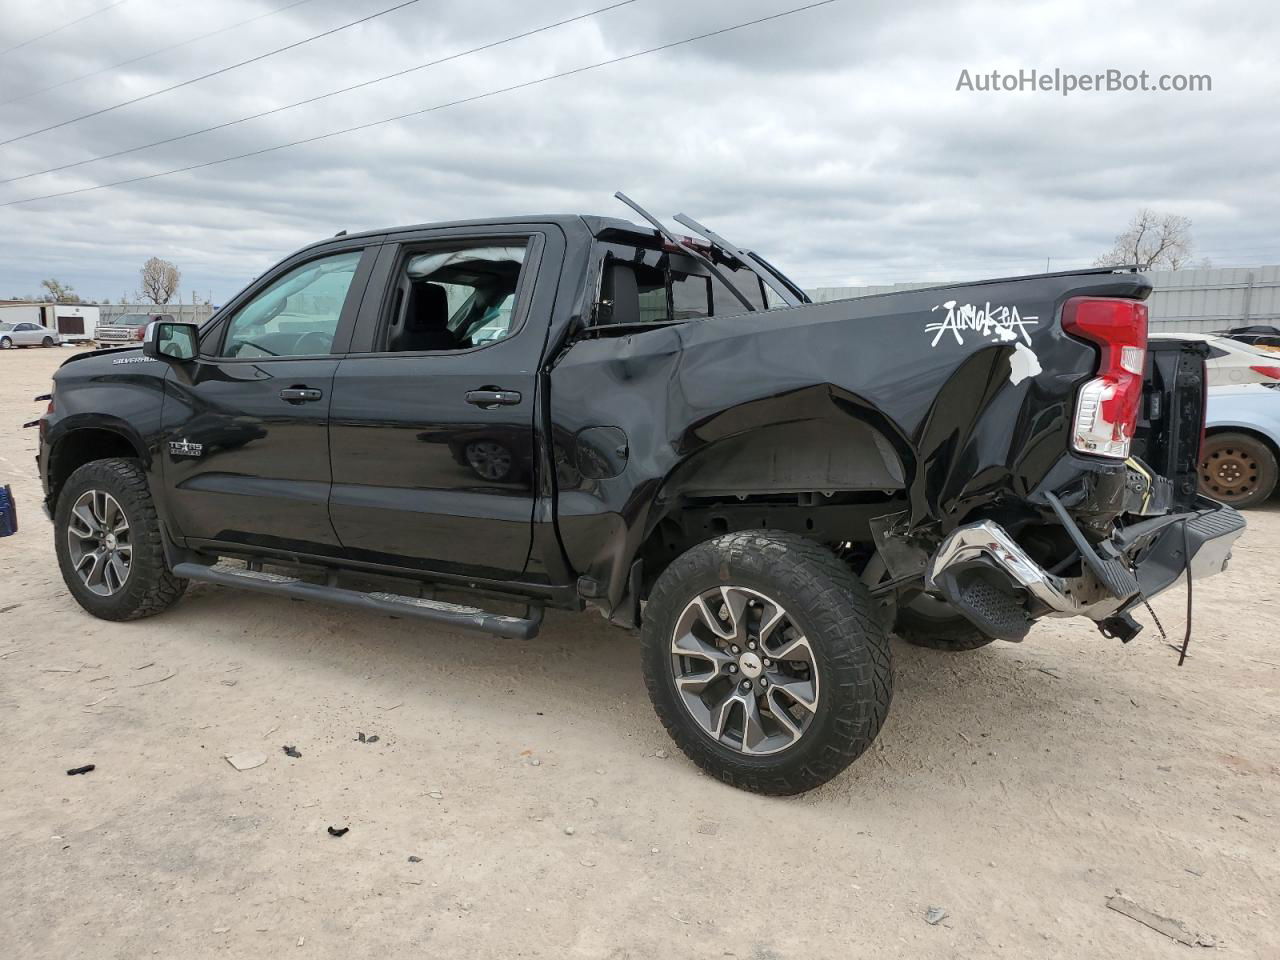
left=2, top=346, right=1277, bottom=959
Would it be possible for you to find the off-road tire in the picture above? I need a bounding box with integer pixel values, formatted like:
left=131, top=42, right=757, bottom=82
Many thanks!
left=895, top=603, right=996, bottom=651
left=1199, top=431, right=1278, bottom=508
left=641, top=530, right=893, bottom=795
left=54, top=458, right=187, bottom=620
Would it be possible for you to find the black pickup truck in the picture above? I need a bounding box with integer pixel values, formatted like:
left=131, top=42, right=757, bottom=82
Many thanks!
left=33, top=195, right=1245, bottom=794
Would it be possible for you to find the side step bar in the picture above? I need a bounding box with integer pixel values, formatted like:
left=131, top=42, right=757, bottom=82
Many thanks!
left=172, top=562, right=543, bottom=640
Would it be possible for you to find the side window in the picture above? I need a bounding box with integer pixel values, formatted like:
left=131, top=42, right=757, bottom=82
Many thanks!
left=594, top=246, right=768, bottom=327
left=220, top=249, right=362, bottom=358
left=380, top=242, right=529, bottom=353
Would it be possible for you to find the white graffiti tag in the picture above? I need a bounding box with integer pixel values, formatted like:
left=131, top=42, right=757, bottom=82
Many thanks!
left=925, top=300, right=1039, bottom=347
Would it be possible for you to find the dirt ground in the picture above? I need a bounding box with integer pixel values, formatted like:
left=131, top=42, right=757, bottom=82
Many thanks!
left=1, top=345, right=1277, bottom=960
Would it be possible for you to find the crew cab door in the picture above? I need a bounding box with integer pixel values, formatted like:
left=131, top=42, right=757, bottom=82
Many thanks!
left=160, top=242, right=378, bottom=555
left=327, top=226, right=561, bottom=579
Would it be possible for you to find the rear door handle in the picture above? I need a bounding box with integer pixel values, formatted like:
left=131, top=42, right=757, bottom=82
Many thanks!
left=280, top=387, right=323, bottom=403
left=465, top=389, right=522, bottom=407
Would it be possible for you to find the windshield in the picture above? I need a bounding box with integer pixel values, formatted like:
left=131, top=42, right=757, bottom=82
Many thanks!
left=115, top=314, right=151, bottom=323
left=0, top=323, right=13, bottom=331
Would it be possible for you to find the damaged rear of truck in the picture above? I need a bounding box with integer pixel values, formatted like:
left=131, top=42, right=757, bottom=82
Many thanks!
left=552, top=205, right=1244, bottom=792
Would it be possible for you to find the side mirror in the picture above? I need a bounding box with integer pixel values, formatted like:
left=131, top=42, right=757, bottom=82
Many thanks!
left=143, top=320, right=199, bottom=362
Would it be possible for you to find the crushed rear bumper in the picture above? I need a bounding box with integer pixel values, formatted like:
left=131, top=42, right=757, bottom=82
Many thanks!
left=925, top=498, right=1245, bottom=640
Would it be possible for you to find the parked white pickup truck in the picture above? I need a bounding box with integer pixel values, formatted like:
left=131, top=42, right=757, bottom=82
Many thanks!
left=94, top=313, right=173, bottom=349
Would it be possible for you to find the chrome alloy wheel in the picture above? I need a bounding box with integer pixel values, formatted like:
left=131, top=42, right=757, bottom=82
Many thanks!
left=66, top=489, right=132, bottom=597
left=670, top=585, right=819, bottom=755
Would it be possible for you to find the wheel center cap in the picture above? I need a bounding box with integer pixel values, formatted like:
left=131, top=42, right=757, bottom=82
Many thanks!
left=738, top=651, right=763, bottom=678
left=105, top=533, right=117, bottom=550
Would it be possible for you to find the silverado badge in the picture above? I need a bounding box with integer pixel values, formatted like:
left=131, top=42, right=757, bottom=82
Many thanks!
left=169, top=438, right=203, bottom=457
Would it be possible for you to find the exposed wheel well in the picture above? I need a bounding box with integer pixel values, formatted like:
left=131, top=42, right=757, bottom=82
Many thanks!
left=634, top=492, right=903, bottom=597
left=49, top=429, right=142, bottom=506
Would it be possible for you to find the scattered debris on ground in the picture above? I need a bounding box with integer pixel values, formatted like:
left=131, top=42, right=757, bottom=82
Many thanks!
left=327, top=826, right=349, bottom=837
left=408, top=855, right=422, bottom=863
left=283, top=745, right=302, bottom=758
left=129, top=667, right=177, bottom=687
left=356, top=732, right=380, bottom=744
left=65, top=764, right=95, bottom=776
left=1105, top=894, right=1216, bottom=947
left=224, top=752, right=267, bottom=771
left=925, top=906, right=948, bottom=925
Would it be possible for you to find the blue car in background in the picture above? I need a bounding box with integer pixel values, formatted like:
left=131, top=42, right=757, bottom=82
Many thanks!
left=1202, top=383, right=1280, bottom=507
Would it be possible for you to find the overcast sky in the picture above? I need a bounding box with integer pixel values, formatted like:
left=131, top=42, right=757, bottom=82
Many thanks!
left=0, top=0, right=1276, bottom=304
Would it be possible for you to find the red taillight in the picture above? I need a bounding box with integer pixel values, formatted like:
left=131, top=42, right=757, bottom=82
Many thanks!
left=1249, top=364, right=1280, bottom=380
left=133, top=325, right=147, bottom=340
left=1062, top=297, right=1148, bottom=459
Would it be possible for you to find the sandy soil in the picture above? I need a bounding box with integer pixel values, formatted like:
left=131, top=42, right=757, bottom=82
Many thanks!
left=1, top=345, right=1277, bottom=959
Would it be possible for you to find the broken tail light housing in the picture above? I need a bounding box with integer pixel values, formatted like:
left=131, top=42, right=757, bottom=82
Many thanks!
left=1062, top=297, right=1148, bottom=459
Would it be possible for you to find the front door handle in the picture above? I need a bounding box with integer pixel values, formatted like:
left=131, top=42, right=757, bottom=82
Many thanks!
left=465, top=389, right=521, bottom=407
left=280, top=387, right=323, bottom=403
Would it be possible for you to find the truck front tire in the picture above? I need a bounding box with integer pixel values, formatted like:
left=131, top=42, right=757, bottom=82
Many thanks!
left=641, top=530, right=893, bottom=795
left=54, top=458, right=187, bottom=621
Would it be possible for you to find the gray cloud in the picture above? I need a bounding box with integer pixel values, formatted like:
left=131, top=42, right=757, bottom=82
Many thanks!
left=1, top=0, right=1277, bottom=302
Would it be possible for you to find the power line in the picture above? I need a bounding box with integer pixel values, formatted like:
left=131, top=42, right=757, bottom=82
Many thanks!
left=0, top=0, right=425, bottom=147
left=1, top=0, right=638, bottom=185
left=0, top=0, right=128, bottom=57
left=2, top=0, right=843, bottom=207
left=0, top=0, right=325, bottom=107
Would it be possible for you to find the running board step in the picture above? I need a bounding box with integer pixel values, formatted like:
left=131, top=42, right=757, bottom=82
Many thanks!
left=172, top=562, right=543, bottom=640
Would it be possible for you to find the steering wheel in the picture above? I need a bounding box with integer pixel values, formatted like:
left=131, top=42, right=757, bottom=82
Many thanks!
left=294, top=330, right=333, bottom=355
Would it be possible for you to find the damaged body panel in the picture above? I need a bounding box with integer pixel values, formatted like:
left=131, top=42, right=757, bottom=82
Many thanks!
left=35, top=202, right=1247, bottom=795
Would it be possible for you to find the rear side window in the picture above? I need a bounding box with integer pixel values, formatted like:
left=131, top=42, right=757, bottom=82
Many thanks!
left=378, top=242, right=529, bottom=353
left=595, top=245, right=769, bottom=327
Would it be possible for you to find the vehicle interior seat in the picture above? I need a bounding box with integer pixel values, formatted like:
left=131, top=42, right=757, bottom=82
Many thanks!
left=599, top=261, right=641, bottom=325
left=392, top=282, right=458, bottom=352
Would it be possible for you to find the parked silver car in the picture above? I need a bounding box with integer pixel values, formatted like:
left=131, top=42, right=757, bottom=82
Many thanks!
left=0, top=321, right=61, bottom=349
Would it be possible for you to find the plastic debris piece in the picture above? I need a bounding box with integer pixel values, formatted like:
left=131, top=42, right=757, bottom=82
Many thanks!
left=66, top=764, right=95, bottom=776
left=225, top=752, right=267, bottom=771
left=1105, top=895, right=1215, bottom=947
left=327, top=826, right=349, bottom=837
left=925, top=906, right=948, bottom=925
left=283, top=745, right=301, bottom=758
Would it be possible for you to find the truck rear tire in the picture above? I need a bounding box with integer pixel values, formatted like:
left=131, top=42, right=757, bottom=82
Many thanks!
left=1199, top=432, right=1278, bottom=507
left=640, top=530, right=893, bottom=795
left=895, top=601, right=996, bottom=651
left=54, top=458, right=187, bottom=621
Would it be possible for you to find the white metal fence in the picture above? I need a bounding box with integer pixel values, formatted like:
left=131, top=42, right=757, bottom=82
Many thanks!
left=807, top=264, right=1280, bottom=334
left=97, top=303, right=215, bottom=326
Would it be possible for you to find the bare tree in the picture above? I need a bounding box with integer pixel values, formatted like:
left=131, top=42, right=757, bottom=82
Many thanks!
left=138, top=257, right=181, bottom=304
left=1094, top=209, right=1194, bottom=270
left=40, top=278, right=80, bottom=302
